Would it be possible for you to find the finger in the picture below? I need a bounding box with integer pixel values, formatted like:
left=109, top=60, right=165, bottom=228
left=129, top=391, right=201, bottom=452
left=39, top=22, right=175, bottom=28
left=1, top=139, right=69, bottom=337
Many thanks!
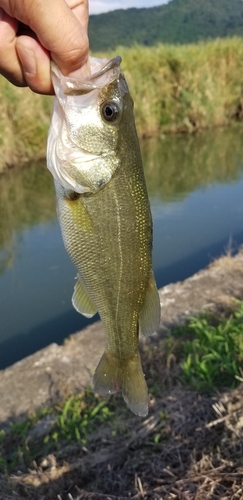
left=2, top=0, right=89, bottom=76
left=16, top=36, right=54, bottom=94
left=66, top=0, right=89, bottom=32
left=0, top=8, right=26, bottom=87
left=64, top=0, right=91, bottom=77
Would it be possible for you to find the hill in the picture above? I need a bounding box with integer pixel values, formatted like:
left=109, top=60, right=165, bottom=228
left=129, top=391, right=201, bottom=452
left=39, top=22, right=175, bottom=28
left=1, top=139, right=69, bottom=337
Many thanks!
left=89, top=0, right=243, bottom=51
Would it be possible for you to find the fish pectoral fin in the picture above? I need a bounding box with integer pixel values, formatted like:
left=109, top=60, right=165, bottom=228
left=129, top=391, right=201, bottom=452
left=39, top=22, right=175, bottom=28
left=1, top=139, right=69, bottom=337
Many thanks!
left=139, top=270, right=161, bottom=336
left=72, top=275, right=97, bottom=318
left=93, top=351, right=148, bottom=417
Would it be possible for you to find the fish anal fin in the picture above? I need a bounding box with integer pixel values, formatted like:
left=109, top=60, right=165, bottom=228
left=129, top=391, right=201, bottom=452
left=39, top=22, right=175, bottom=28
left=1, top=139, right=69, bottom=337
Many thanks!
left=72, top=275, right=97, bottom=318
left=93, top=351, right=148, bottom=417
left=139, top=270, right=161, bottom=336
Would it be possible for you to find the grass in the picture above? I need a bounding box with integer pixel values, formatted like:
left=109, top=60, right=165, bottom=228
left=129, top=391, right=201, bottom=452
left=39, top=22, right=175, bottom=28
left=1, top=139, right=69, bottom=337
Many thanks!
left=0, top=389, right=114, bottom=473
left=1, top=299, right=243, bottom=497
left=0, top=77, right=52, bottom=173
left=1, top=37, right=243, bottom=172
left=0, top=242, right=241, bottom=496
left=46, top=389, right=113, bottom=445
left=173, top=300, right=243, bottom=391
left=105, top=37, right=243, bottom=137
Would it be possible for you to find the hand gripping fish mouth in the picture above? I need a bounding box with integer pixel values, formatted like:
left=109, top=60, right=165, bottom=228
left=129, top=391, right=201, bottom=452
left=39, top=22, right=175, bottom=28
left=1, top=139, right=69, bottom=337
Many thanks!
left=56, top=56, right=122, bottom=95
left=47, top=55, right=161, bottom=416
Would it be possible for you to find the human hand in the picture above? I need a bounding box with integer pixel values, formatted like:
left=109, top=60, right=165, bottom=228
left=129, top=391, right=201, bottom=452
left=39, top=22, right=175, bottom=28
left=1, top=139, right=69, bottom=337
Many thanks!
left=0, top=0, right=89, bottom=94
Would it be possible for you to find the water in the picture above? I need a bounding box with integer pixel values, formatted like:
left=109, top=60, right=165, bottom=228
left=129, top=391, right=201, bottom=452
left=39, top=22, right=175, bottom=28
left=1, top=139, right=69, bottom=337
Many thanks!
left=0, top=127, right=243, bottom=369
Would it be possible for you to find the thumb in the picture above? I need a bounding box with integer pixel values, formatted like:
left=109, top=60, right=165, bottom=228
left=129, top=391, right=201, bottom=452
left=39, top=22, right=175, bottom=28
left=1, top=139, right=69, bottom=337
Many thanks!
left=2, top=0, right=89, bottom=76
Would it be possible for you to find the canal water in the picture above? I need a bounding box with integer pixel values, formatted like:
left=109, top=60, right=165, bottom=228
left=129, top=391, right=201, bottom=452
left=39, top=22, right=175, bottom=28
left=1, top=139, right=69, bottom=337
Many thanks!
left=1, top=127, right=243, bottom=369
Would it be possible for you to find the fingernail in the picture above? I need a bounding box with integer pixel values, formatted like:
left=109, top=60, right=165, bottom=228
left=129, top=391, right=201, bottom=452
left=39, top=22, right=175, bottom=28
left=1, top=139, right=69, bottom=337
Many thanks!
left=17, top=45, right=36, bottom=76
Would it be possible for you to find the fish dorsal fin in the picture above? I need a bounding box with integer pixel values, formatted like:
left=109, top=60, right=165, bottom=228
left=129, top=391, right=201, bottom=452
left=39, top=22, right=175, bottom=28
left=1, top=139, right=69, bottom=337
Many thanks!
left=72, top=275, right=97, bottom=318
left=139, top=271, right=161, bottom=336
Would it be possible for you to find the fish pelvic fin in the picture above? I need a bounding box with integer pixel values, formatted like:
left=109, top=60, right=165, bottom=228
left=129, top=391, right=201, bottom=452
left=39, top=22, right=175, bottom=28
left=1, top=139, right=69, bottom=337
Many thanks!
left=93, top=351, right=148, bottom=417
left=139, top=270, right=161, bottom=336
left=72, top=275, right=97, bottom=318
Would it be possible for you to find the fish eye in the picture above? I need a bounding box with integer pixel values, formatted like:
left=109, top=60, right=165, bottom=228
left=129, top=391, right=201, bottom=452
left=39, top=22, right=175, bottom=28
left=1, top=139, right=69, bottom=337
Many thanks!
left=101, top=101, right=120, bottom=123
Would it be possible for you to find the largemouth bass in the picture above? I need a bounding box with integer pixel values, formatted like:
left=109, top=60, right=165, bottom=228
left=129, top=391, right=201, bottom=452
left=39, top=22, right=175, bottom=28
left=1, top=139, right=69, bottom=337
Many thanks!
left=47, top=56, right=160, bottom=416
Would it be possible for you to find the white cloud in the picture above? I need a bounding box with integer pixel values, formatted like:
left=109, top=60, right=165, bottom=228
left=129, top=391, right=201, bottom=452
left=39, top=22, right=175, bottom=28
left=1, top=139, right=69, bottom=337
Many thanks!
left=89, top=1, right=122, bottom=14
left=89, top=0, right=170, bottom=15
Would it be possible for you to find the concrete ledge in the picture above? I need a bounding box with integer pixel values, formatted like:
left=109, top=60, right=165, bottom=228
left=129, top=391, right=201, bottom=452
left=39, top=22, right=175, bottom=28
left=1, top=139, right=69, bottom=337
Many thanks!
left=1, top=251, right=243, bottom=428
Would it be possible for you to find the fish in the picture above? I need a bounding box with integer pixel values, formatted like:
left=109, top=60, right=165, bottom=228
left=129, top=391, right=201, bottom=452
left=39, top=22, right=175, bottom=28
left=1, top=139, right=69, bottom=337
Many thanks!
left=46, top=56, right=161, bottom=416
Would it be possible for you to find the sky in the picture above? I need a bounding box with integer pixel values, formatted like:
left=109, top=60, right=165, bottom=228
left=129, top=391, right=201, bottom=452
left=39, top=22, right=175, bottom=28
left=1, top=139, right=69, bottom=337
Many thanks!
left=89, top=0, right=170, bottom=15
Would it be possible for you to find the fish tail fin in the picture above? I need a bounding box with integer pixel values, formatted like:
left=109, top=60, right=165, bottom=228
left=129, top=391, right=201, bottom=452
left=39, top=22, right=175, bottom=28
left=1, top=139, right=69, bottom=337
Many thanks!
left=93, top=351, right=148, bottom=417
left=121, top=354, right=149, bottom=417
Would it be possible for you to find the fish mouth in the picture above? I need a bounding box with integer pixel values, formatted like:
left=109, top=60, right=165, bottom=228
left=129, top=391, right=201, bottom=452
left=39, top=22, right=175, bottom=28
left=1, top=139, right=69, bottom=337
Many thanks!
left=51, top=56, right=122, bottom=96
left=47, top=55, right=125, bottom=193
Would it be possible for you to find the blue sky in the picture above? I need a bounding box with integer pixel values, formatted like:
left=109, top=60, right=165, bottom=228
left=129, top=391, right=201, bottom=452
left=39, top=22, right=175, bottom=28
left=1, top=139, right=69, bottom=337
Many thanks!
left=89, top=0, right=170, bottom=15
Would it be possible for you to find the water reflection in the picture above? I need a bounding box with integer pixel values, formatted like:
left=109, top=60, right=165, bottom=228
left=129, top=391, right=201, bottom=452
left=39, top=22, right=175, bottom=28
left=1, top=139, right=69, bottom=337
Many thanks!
left=0, top=163, right=56, bottom=275
left=0, top=127, right=243, bottom=369
left=142, top=127, right=243, bottom=199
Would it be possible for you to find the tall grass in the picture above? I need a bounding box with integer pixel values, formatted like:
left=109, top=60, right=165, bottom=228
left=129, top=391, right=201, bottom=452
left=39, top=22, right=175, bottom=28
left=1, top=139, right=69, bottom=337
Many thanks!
left=0, top=78, right=52, bottom=172
left=117, top=37, right=243, bottom=136
left=1, top=37, right=243, bottom=172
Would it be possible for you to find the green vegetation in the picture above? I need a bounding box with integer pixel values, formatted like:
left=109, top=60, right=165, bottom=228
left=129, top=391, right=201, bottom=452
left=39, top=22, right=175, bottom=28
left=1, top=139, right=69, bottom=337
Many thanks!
left=0, top=389, right=114, bottom=472
left=89, top=0, right=243, bottom=51
left=1, top=37, right=243, bottom=171
left=1, top=298, right=243, bottom=498
left=0, top=76, right=52, bottom=172
left=115, top=37, right=243, bottom=137
left=1, top=300, right=243, bottom=476
left=46, top=390, right=113, bottom=445
left=173, top=302, right=243, bottom=391
left=143, top=298, right=243, bottom=397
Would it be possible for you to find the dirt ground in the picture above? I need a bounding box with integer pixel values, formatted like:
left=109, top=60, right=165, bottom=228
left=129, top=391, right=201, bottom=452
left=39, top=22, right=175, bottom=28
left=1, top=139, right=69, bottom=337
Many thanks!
left=1, top=251, right=243, bottom=499
left=2, top=383, right=243, bottom=500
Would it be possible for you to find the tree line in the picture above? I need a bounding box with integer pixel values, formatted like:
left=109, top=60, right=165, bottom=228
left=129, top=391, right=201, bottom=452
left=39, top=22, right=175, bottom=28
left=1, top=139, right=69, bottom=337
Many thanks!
left=89, top=0, right=243, bottom=51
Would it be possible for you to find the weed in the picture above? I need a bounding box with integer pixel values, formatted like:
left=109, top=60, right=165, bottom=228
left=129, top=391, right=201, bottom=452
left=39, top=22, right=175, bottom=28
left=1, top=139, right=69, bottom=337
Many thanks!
left=0, top=388, right=114, bottom=473
left=46, top=389, right=113, bottom=445
left=1, top=303, right=243, bottom=480
left=173, top=302, right=243, bottom=392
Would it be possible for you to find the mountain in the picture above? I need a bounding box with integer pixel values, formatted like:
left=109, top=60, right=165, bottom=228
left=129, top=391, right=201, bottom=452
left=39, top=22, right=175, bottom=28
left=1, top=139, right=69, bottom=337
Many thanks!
left=89, top=0, right=243, bottom=51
